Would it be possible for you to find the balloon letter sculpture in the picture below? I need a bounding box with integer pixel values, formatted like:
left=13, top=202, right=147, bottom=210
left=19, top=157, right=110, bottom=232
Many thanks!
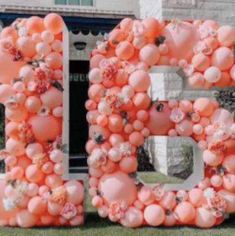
left=87, top=18, right=235, bottom=228
left=0, top=14, right=84, bottom=227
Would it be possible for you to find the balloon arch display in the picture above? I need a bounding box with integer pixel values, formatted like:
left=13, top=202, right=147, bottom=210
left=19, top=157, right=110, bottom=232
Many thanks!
left=0, top=13, right=234, bottom=228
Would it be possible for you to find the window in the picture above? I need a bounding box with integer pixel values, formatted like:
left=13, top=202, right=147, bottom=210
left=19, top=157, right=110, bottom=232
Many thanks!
left=55, top=0, right=93, bottom=6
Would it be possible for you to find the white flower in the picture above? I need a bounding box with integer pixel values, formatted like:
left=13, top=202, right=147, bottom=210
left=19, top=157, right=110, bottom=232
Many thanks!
left=18, top=27, right=28, bottom=37
left=204, top=188, right=216, bottom=199
left=3, top=198, right=17, bottom=211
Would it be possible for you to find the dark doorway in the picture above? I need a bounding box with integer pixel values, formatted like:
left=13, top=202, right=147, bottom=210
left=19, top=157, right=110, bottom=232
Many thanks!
left=69, top=60, right=89, bottom=173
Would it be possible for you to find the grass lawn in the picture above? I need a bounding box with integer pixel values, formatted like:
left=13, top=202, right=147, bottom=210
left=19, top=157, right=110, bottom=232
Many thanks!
left=0, top=174, right=234, bottom=236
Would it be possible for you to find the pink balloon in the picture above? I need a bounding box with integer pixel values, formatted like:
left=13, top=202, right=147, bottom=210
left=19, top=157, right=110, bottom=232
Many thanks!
left=217, top=25, right=235, bottom=47
left=195, top=208, right=216, bottom=228
left=49, top=149, right=63, bottom=163
left=45, top=52, right=62, bottom=69
left=0, top=52, right=24, bottom=84
left=51, top=39, right=62, bottom=52
left=26, top=16, right=44, bottom=35
left=40, top=87, right=62, bottom=109
left=17, top=37, right=36, bottom=58
left=48, top=201, right=63, bottom=216
left=16, top=210, right=37, bottom=228
left=120, top=207, right=143, bottom=228
left=0, top=84, right=15, bottom=103
left=29, top=115, right=61, bottom=142
left=211, top=47, right=234, bottom=71
left=99, top=171, right=137, bottom=205
left=128, top=70, right=151, bottom=92
left=36, top=42, right=51, bottom=56
left=144, top=204, right=165, bottom=226
left=25, top=96, right=41, bottom=113
left=192, top=53, right=210, bottom=72
left=115, top=41, right=134, bottom=60
left=45, top=174, right=63, bottom=189
left=176, top=120, right=193, bottom=136
left=44, top=13, right=64, bottom=35
left=19, top=65, right=35, bottom=83
left=193, top=98, right=214, bottom=117
left=203, top=150, right=223, bottom=167
left=28, top=196, right=47, bottom=215
left=25, top=165, right=44, bottom=183
left=204, top=66, right=222, bottom=83
left=65, top=180, right=84, bottom=205
left=174, top=202, right=195, bottom=224
left=5, top=106, right=28, bottom=122
left=6, top=138, right=25, bottom=156
left=26, top=142, right=43, bottom=159
left=139, top=44, right=160, bottom=66
left=138, top=186, right=155, bottom=205
left=41, top=30, right=54, bottom=43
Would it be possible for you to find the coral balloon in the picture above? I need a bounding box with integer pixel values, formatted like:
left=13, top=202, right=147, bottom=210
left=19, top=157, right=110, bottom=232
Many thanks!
left=44, top=13, right=64, bottom=35
left=26, top=16, right=44, bottom=35
left=128, top=70, right=150, bottom=92
left=139, top=44, right=160, bottom=66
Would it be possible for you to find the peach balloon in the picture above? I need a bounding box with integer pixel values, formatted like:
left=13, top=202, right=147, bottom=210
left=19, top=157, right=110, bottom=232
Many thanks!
left=36, top=42, right=51, bottom=56
left=223, top=155, right=235, bottom=174
left=29, top=115, right=61, bottom=142
left=45, top=52, right=62, bottom=69
left=50, top=149, right=63, bottom=163
left=17, top=37, right=36, bottom=58
left=211, top=47, right=234, bottom=71
left=99, top=171, right=137, bottom=205
left=128, top=70, right=150, bottom=92
left=0, top=27, right=18, bottom=42
left=65, top=180, right=84, bottom=205
left=115, top=41, right=134, bottom=60
left=25, top=96, right=41, bottom=113
left=217, top=25, right=235, bottom=47
left=27, top=183, right=39, bottom=197
left=129, top=132, right=144, bottom=146
left=25, top=165, right=44, bottom=183
left=139, top=44, right=160, bottom=66
left=119, top=157, right=138, bottom=173
left=218, top=190, right=235, bottom=213
left=51, top=39, right=62, bottom=53
left=223, top=174, right=235, bottom=192
left=188, top=188, right=204, bottom=207
left=28, top=196, right=47, bottom=215
left=16, top=210, right=37, bottom=228
left=144, top=204, right=165, bottom=226
left=108, top=114, right=124, bottom=133
left=147, top=102, right=174, bottom=135
left=44, top=13, right=64, bottom=35
left=176, top=120, right=193, bottom=136
left=142, top=17, right=161, bottom=38
left=6, top=138, right=25, bottom=156
left=0, top=52, right=24, bottom=84
left=41, top=30, right=54, bottom=43
left=0, top=84, right=15, bottom=103
left=203, top=150, right=223, bottom=166
left=193, top=98, right=214, bottom=117
left=204, top=66, right=222, bottom=83
left=40, top=87, right=62, bottom=109
left=26, top=142, right=43, bottom=158
left=174, top=202, right=195, bottom=224
left=45, top=174, right=63, bottom=189
left=163, top=21, right=199, bottom=61
left=88, top=84, right=105, bottom=103
left=192, top=53, right=210, bottom=72
left=47, top=201, right=63, bottom=216
left=26, top=16, right=44, bottom=35
left=138, top=186, right=155, bottom=205
left=160, top=192, right=176, bottom=210
left=195, top=208, right=216, bottom=228
left=120, top=207, right=143, bottom=228
left=19, top=65, right=35, bottom=83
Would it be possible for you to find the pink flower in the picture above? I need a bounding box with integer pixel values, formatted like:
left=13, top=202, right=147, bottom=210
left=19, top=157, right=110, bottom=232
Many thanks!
left=206, top=194, right=227, bottom=218
left=109, top=201, right=128, bottom=220
left=170, top=108, right=185, bottom=123
left=60, top=203, right=77, bottom=220
left=100, top=60, right=118, bottom=84
left=18, top=122, right=35, bottom=144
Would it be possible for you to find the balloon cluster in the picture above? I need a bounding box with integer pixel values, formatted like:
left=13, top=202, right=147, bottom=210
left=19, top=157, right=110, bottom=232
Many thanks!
left=0, top=14, right=84, bottom=227
left=87, top=18, right=235, bottom=228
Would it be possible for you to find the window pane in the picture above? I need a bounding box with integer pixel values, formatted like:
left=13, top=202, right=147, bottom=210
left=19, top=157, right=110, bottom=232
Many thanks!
left=68, top=0, right=80, bottom=5
left=55, top=0, right=67, bottom=4
left=81, top=0, right=93, bottom=6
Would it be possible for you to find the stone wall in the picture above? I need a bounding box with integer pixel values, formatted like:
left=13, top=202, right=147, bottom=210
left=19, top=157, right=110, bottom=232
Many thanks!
left=138, top=0, right=235, bottom=25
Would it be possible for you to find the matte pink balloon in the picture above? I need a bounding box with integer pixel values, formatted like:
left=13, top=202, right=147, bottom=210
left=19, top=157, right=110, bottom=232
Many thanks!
left=25, top=165, right=44, bottom=183
left=120, top=207, right=143, bottom=228
left=217, top=25, right=235, bottom=47
left=45, top=52, right=62, bottom=69
left=40, top=87, right=62, bottom=109
left=195, top=208, right=216, bottom=228
left=144, top=204, right=165, bottom=226
left=16, top=210, right=37, bottom=228
left=17, top=37, right=36, bottom=58
left=65, top=180, right=84, bottom=205
left=28, top=196, right=47, bottom=215
left=139, top=44, right=160, bottom=66
left=44, top=13, right=64, bottom=35
left=115, top=41, right=134, bottom=60
left=128, top=70, right=151, bottom=92
left=99, top=171, right=137, bottom=205
left=174, top=202, right=195, bottom=224
left=29, top=115, right=61, bottom=142
left=0, top=52, right=24, bottom=84
left=26, top=16, right=44, bottom=35
left=211, top=47, right=234, bottom=71
left=6, top=138, right=25, bottom=156
left=26, top=142, right=43, bottom=159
